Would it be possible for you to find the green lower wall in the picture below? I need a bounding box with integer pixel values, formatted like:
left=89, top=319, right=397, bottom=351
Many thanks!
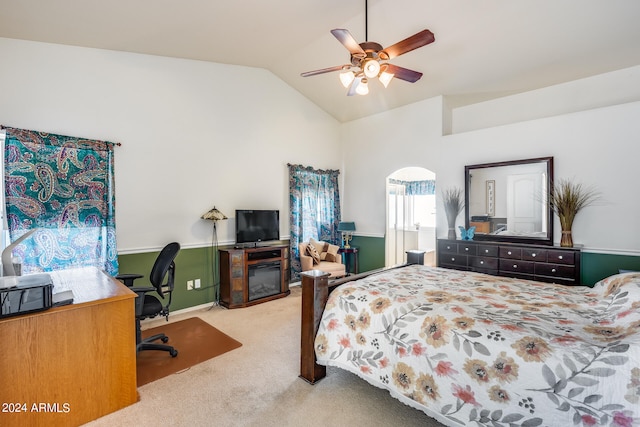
left=118, top=237, right=639, bottom=311
left=349, top=235, right=386, bottom=272
left=581, top=251, right=640, bottom=285
left=118, top=245, right=217, bottom=311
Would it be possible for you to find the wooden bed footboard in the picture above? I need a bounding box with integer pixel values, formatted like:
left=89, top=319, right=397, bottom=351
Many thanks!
left=299, top=266, right=401, bottom=384
left=299, top=270, right=331, bottom=384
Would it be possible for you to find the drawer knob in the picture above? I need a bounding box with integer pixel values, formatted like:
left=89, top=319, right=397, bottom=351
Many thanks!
left=558, top=255, right=563, bottom=260
left=451, top=257, right=455, bottom=261
left=532, top=253, right=537, bottom=257
left=508, top=251, right=512, bottom=255
left=447, top=246, right=451, bottom=250
left=513, top=264, right=518, bottom=268
left=485, top=249, right=489, bottom=253
left=480, top=261, right=484, bottom=265
left=465, top=247, right=469, bottom=251
left=552, top=268, right=557, bottom=273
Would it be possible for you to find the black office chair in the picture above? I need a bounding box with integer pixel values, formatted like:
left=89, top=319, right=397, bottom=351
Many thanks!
left=117, top=242, right=180, bottom=357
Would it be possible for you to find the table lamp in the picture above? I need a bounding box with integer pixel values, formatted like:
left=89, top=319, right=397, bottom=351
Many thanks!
left=337, top=222, right=356, bottom=248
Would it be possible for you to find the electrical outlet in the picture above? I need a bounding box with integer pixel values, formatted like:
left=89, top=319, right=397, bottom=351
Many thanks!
left=195, top=278, right=201, bottom=289
left=187, top=280, right=194, bottom=290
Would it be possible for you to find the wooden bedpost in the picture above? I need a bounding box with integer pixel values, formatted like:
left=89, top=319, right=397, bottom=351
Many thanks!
left=299, top=267, right=392, bottom=384
left=299, top=270, right=330, bottom=384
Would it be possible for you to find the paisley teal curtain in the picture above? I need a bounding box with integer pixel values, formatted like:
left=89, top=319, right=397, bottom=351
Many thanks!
left=389, top=178, right=436, bottom=195
left=2, top=127, right=118, bottom=275
left=288, top=164, right=341, bottom=281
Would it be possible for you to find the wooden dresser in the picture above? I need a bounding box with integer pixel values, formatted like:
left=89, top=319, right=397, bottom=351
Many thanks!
left=437, top=239, right=581, bottom=285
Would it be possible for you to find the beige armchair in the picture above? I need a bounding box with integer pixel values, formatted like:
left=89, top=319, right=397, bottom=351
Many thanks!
left=299, top=238, right=346, bottom=278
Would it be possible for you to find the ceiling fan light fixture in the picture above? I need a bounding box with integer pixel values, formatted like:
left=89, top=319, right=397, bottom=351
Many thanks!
left=363, top=59, right=381, bottom=79
left=379, top=70, right=394, bottom=88
left=300, top=0, right=435, bottom=97
left=356, top=78, right=369, bottom=95
left=339, top=70, right=355, bottom=88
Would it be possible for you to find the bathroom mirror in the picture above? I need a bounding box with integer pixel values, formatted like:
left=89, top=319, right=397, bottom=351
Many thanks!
left=465, top=157, right=554, bottom=245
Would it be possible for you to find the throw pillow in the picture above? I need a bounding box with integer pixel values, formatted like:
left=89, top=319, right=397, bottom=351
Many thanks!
left=309, top=238, right=327, bottom=254
left=325, top=244, right=340, bottom=262
left=306, top=244, right=321, bottom=264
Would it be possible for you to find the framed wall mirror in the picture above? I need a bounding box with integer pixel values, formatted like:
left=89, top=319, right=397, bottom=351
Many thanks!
left=465, top=157, right=554, bottom=245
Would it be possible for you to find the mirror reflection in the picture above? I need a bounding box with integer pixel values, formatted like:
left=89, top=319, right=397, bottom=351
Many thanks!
left=465, top=157, right=553, bottom=245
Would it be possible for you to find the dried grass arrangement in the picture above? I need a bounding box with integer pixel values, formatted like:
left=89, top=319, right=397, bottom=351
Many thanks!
left=548, top=179, right=600, bottom=247
left=442, top=187, right=465, bottom=239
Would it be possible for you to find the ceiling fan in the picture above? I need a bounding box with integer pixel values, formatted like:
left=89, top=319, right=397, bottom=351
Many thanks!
left=300, top=0, right=435, bottom=96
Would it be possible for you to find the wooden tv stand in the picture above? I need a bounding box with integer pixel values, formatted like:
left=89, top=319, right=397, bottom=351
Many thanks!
left=219, top=244, right=290, bottom=308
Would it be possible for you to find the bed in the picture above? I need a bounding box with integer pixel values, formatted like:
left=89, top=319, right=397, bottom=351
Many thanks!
left=299, top=265, right=640, bottom=426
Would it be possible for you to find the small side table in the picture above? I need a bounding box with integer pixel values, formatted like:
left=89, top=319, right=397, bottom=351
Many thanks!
left=338, top=247, right=359, bottom=275
left=406, top=250, right=426, bottom=265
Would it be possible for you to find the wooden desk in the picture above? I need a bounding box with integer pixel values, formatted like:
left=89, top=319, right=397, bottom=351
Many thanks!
left=0, top=267, right=138, bottom=427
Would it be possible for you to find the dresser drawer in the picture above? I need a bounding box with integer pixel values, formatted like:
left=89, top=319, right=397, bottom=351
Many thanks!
left=523, top=248, right=547, bottom=262
left=499, top=259, right=534, bottom=274
left=470, top=256, right=498, bottom=270
left=439, top=241, right=458, bottom=254
left=458, top=243, right=477, bottom=255
left=441, top=254, right=468, bottom=267
left=535, top=263, right=576, bottom=280
left=547, top=250, right=575, bottom=265
left=500, top=247, right=522, bottom=259
left=477, top=245, right=499, bottom=257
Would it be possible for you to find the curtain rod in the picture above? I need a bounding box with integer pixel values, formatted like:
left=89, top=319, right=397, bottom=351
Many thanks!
left=1, top=125, right=122, bottom=146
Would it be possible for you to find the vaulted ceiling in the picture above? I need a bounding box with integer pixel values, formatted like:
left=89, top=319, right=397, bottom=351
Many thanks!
left=1, top=0, right=639, bottom=122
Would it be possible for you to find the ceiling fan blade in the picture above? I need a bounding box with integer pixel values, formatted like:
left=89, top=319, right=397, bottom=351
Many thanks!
left=300, top=65, right=345, bottom=77
left=331, top=29, right=366, bottom=58
left=380, top=29, right=435, bottom=60
left=384, top=64, right=423, bottom=83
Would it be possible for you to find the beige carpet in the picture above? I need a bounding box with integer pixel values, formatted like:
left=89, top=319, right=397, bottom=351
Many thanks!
left=84, top=286, right=444, bottom=427
left=137, top=317, right=242, bottom=387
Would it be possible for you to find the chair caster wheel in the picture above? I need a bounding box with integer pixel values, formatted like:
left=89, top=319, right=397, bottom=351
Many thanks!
left=170, top=349, right=178, bottom=357
left=161, top=336, right=169, bottom=343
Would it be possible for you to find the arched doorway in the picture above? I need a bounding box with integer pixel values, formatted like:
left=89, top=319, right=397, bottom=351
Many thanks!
left=385, top=167, right=437, bottom=267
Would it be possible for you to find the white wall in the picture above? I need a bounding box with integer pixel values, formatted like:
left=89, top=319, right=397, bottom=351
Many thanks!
left=441, top=101, right=640, bottom=252
left=341, top=96, right=445, bottom=237
left=2, top=38, right=638, bottom=255
left=342, top=70, right=640, bottom=254
left=0, top=38, right=341, bottom=252
left=452, top=65, right=640, bottom=134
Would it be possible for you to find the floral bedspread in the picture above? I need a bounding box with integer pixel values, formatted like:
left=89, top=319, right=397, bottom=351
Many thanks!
left=314, top=265, right=640, bottom=426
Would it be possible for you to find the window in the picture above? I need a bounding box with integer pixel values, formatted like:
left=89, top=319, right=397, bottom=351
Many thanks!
left=288, top=164, right=341, bottom=280
left=2, top=127, right=118, bottom=275
left=388, top=179, right=436, bottom=229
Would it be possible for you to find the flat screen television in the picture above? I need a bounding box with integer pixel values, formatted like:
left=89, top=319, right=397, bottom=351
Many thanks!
left=235, top=209, right=280, bottom=245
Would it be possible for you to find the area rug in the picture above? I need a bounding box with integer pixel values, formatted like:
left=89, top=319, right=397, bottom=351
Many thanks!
left=136, top=316, right=242, bottom=387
